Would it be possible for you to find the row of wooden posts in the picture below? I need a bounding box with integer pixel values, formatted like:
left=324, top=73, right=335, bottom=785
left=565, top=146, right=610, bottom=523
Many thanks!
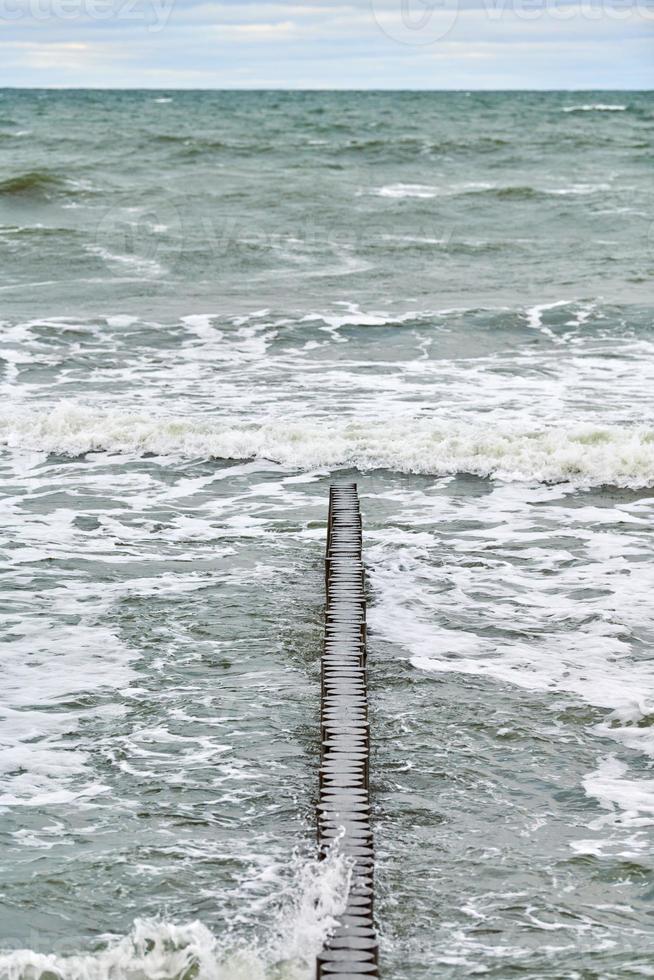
left=316, top=483, right=379, bottom=978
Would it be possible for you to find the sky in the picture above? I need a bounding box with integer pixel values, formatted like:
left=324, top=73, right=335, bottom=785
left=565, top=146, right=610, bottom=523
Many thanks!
left=0, top=0, right=652, bottom=89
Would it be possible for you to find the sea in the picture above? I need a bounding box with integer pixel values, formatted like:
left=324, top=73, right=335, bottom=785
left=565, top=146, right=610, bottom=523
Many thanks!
left=0, top=89, right=653, bottom=979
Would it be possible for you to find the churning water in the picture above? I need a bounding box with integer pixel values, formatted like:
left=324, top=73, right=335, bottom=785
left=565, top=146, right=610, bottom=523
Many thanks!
left=0, top=90, right=653, bottom=978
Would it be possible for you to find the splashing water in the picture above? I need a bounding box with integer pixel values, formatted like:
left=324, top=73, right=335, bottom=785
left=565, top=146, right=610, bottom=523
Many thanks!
left=0, top=846, right=353, bottom=980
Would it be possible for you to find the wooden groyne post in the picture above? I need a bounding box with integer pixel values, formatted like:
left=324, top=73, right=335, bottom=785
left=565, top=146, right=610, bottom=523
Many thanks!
left=317, top=483, right=379, bottom=978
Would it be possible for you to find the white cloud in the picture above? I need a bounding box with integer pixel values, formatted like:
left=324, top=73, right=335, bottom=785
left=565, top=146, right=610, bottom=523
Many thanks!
left=0, top=0, right=651, bottom=86
left=1, top=38, right=120, bottom=69
left=208, top=19, right=300, bottom=38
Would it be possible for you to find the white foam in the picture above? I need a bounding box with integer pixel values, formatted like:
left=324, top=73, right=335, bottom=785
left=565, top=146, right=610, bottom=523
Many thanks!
left=365, top=481, right=654, bottom=840
left=84, top=245, right=165, bottom=279
left=0, top=846, right=352, bottom=980
left=545, top=183, right=612, bottom=196
left=181, top=313, right=223, bottom=341
left=370, top=179, right=613, bottom=200
left=371, top=183, right=440, bottom=199
left=0, top=575, right=134, bottom=807
left=301, top=305, right=418, bottom=329
left=105, top=314, right=139, bottom=328
left=563, top=104, right=627, bottom=112
left=525, top=300, right=571, bottom=337
left=3, top=403, right=654, bottom=488
left=0, top=920, right=261, bottom=980
left=582, top=756, right=654, bottom=829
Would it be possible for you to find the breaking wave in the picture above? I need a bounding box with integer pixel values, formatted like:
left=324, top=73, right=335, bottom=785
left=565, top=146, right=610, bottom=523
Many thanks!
left=0, top=170, right=66, bottom=199
left=3, top=403, right=654, bottom=488
left=0, top=170, right=94, bottom=201
left=0, top=847, right=352, bottom=980
left=562, top=104, right=628, bottom=113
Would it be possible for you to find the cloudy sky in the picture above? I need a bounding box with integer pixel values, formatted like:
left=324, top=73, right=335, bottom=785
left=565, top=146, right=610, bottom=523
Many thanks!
left=0, top=0, right=652, bottom=88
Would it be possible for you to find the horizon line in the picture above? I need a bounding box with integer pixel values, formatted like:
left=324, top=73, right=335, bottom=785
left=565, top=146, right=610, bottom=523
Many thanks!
left=0, top=85, right=650, bottom=92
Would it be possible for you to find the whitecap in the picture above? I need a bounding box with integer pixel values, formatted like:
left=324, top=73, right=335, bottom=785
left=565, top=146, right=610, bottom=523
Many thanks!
left=0, top=845, right=352, bottom=980
left=545, top=183, right=612, bottom=196
left=84, top=244, right=165, bottom=279
left=583, top=756, right=654, bottom=829
left=105, top=314, right=139, bottom=328
left=369, top=183, right=440, bottom=199
left=563, top=104, right=627, bottom=112
left=3, top=403, right=654, bottom=489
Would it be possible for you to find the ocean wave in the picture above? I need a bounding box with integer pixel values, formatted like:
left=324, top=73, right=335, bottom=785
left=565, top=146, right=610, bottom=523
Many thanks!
left=0, top=224, right=79, bottom=239
left=84, top=244, right=166, bottom=279
left=470, top=182, right=615, bottom=200
left=463, top=185, right=551, bottom=201
left=367, top=181, right=502, bottom=200
left=368, top=489, right=654, bottom=796
left=378, top=234, right=522, bottom=254
left=335, top=135, right=510, bottom=157
left=0, top=921, right=224, bottom=980
left=0, top=130, right=30, bottom=142
left=371, top=183, right=439, bottom=199
left=545, top=182, right=612, bottom=196
left=151, top=133, right=226, bottom=151
left=0, top=170, right=93, bottom=201
left=0, top=170, right=66, bottom=199
left=370, top=182, right=612, bottom=203
left=0, top=847, right=351, bottom=980
left=581, top=757, right=654, bottom=832
left=3, top=405, right=654, bottom=488
left=563, top=104, right=627, bottom=113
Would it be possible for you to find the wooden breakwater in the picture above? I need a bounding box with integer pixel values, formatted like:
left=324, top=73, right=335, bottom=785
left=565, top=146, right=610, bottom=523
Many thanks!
left=317, top=483, right=379, bottom=979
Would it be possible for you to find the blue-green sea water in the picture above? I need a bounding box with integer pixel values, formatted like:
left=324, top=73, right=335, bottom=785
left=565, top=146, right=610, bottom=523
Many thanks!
left=1, top=90, right=653, bottom=979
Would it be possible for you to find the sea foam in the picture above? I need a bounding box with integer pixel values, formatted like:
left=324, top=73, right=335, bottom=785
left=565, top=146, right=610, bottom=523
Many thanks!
left=0, top=845, right=352, bottom=980
left=2, top=403, right=654, bottom=488
left=563, top=104, right=627, bottom=112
